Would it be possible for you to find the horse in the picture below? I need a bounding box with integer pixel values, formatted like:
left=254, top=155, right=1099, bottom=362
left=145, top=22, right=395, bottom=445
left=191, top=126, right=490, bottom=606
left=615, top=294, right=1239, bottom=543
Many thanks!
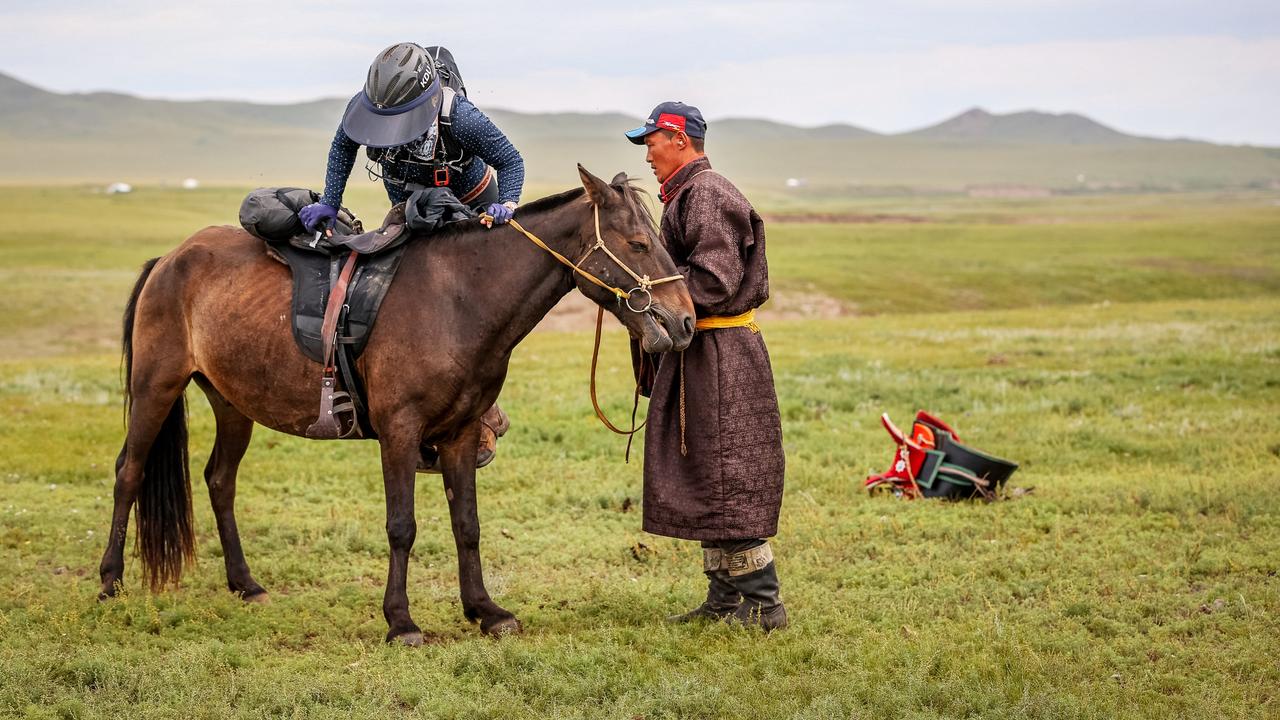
left=98, top=166, right=696, bottom=645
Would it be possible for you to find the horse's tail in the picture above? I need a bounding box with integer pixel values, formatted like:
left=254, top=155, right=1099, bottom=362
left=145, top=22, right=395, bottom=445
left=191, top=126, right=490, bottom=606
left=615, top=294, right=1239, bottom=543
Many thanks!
left=122, top=257, right=196, bottom=591
left=122, top=258, right=158, bottom=413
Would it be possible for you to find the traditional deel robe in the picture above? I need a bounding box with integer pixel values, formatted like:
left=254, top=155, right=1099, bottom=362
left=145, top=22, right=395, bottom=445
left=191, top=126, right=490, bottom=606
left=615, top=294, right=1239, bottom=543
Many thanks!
left=642, top=157, right=785, bottom=541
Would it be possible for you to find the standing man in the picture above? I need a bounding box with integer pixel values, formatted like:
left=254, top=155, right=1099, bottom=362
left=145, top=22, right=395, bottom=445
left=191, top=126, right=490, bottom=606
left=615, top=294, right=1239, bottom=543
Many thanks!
left=625, top=102, right=788, bottom=630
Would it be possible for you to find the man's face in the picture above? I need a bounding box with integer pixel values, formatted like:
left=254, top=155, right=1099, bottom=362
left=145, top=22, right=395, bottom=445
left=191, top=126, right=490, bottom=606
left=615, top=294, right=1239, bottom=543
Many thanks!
left=643, top=130, right=686, bottom=183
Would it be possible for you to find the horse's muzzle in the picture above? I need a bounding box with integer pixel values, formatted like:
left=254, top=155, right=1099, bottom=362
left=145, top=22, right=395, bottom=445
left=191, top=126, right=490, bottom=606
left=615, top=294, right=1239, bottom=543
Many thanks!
left=648, top=303, right=694, bottom=352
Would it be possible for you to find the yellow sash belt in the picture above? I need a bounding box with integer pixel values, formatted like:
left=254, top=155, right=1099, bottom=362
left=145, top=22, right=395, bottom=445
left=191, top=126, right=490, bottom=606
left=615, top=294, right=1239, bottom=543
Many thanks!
left=695, top=309, right=759, bottom=333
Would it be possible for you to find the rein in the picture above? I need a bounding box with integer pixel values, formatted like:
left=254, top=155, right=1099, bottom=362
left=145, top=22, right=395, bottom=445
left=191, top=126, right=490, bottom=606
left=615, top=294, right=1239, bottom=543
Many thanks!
left=486, top=206, right=685, bottom=457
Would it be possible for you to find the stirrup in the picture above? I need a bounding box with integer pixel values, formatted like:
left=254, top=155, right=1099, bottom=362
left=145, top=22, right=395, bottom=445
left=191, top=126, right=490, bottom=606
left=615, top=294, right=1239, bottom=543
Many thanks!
left=305, top=375, right=361, bottom=439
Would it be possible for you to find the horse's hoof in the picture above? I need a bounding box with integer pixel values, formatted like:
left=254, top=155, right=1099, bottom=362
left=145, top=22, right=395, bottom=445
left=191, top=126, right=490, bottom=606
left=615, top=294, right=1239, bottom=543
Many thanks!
left=389, top=630, right=425, bottom=647
left=481, top=616, right=522, bottom=637
left=242, top=591, right=270, bottom=605
left=97, top=580, right=121, bottom=601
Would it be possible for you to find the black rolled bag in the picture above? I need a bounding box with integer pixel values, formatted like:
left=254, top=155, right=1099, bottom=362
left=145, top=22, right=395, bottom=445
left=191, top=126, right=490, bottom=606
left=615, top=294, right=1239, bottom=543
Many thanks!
left=238, top=187, right=362, bottom=243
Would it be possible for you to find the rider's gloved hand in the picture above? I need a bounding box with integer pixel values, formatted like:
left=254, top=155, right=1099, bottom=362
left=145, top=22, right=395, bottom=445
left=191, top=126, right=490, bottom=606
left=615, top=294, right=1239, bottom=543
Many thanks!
left=482, top=202, right=516, bottom=229
left=299, top=202, right=338, bottom=232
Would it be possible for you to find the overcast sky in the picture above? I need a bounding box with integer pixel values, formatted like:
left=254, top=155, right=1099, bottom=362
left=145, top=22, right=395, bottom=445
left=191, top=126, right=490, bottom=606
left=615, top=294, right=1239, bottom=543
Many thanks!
left=2, top=0, right=1278, bottom=145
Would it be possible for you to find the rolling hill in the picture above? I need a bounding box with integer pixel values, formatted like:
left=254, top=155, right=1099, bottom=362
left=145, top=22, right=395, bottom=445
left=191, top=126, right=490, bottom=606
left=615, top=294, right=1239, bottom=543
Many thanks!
left=904, top=107, right=1140, bottom=144
left=1, top=71, right=1277, bottom=194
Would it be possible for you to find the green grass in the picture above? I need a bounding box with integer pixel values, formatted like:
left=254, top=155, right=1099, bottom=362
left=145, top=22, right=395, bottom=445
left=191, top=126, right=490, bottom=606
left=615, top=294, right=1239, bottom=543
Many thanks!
left=0, top=187, right=1278, bottom=719
left=767, top=195, right=1280, bottom=314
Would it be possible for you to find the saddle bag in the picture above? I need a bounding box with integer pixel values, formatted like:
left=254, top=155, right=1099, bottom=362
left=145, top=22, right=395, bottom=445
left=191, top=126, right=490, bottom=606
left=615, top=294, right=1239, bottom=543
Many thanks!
left=864, top=410, right=1019, bottom=500
left=238, top=187, right=361, bottom=243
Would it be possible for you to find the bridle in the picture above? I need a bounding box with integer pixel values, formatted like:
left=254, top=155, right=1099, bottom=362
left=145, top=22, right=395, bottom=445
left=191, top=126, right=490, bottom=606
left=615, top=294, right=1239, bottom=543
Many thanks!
left=485, top=203, right=687, bottom=458
left=500, top=205, right=685, bottom=313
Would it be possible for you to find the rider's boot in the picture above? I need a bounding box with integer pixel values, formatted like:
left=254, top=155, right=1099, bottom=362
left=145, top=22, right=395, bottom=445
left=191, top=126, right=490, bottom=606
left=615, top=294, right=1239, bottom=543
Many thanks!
left=476, top=403, right=510, bottom=469
left=417, top=403, right=510, bottom=473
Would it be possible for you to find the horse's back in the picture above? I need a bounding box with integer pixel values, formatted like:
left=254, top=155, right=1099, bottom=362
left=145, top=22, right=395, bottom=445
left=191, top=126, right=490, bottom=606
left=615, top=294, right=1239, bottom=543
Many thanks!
left=144, top=225, right=319, bottom=433
left=166, top=224, right=277, bottom=274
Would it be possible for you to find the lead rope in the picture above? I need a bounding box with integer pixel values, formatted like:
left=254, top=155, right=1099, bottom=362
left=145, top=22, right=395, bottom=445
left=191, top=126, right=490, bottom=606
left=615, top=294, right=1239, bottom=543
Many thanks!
left=589, top=306, right=647, bottom=461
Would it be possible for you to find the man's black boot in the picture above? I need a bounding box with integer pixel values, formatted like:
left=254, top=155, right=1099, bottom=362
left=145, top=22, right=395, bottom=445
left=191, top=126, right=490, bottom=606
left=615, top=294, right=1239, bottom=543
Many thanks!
left=666, top=548, right=740, bottom=623
left=726, top=543, right=788, bottom=632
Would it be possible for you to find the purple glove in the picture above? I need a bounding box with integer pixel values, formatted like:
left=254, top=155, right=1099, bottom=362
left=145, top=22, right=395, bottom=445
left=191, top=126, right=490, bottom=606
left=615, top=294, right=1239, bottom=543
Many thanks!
left=485, top=202, right=515, bottom=225
left=299, top=202, right=338, bottom=232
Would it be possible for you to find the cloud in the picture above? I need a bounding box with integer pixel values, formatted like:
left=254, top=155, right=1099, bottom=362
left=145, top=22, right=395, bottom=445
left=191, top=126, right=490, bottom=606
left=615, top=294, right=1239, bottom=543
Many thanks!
left=1, top=2, right=1278, bottom=144
left=483, top=35, right=1280, bottom=144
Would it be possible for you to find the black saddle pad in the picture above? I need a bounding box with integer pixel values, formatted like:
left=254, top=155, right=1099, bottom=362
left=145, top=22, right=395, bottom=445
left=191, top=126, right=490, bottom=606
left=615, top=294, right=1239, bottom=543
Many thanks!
left=270, top=241, right=410, bottom=364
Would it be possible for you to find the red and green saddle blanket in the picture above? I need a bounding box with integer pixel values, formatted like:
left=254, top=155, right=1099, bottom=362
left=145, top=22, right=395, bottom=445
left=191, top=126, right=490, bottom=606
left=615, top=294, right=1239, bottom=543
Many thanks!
left=864, top=411, right=1019, bottom=500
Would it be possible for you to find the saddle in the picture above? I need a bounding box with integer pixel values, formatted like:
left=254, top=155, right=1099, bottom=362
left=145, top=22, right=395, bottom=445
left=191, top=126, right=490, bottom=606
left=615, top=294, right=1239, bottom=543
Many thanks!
left=271, top=204, right=414, bottom=439
left=240, top=188, right=416, bottom=439
left=864, top=411, right=1019, bottom=500
left=238, top=187, right=493, bottom=450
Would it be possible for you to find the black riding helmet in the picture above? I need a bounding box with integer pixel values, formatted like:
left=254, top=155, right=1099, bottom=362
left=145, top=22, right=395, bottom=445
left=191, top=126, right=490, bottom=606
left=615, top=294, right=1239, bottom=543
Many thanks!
left=341, top=42, right=443, bottom=149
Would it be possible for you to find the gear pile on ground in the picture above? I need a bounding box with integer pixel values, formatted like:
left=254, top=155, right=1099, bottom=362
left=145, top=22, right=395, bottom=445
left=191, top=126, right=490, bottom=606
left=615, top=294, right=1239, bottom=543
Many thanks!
left=864, top=410, right=1019, bottom=500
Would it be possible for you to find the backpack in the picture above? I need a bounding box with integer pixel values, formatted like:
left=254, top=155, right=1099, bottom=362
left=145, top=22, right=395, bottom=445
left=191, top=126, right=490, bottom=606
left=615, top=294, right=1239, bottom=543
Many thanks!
left=365, top=45, right=473, bottom=183
left=424, top=46, right=466, bottom=97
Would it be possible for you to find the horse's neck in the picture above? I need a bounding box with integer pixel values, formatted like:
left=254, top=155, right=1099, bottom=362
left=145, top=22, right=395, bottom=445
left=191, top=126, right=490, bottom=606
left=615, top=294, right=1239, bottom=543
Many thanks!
left=462, top=202, right=589, bottom=354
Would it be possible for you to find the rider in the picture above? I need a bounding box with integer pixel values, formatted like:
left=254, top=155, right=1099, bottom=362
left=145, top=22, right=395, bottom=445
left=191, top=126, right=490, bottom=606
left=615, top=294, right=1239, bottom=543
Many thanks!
left=299, top=42, right=522, bottom=470
left=298, top=42, right=524, bottom=232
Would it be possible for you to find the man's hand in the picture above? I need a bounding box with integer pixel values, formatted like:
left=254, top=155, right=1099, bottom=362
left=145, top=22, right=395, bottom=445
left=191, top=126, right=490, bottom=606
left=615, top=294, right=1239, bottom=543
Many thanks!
left=299, top=202, right=338, bottom=232
left=481, top=201, right=517, bottom=229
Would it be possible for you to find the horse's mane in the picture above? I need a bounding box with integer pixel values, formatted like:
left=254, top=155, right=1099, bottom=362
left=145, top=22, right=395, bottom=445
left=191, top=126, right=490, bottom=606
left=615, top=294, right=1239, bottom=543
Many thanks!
left=425, top=178, right=656, bottom=243
left=422, top=186, right=585, bottom=243
left=617, top=179, right=660, bottom=233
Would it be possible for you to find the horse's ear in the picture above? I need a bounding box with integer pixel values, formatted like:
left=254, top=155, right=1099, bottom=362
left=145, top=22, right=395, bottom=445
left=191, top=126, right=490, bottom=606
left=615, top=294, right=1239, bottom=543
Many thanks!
left=610, top=172, right=628, bottom=185
left=578, top=164, right=615, bottom=207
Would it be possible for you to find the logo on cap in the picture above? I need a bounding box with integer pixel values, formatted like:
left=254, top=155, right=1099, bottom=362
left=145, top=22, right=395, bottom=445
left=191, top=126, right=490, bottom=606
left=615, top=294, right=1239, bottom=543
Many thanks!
left=656, top=113, right=687, bottom=132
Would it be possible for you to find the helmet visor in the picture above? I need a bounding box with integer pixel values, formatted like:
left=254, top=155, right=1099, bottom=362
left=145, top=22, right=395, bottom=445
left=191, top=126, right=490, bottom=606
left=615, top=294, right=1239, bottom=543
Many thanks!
left=341, top=77, right=443, bottom=149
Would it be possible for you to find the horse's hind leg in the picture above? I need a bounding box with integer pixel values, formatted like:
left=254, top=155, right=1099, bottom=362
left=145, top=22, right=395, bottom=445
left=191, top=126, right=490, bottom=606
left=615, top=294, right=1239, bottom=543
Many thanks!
left=97, top=377, right=189, bottom=599
left=439, top=421, right=521, bottom=636
left=196, top=378, right=267, bottom=602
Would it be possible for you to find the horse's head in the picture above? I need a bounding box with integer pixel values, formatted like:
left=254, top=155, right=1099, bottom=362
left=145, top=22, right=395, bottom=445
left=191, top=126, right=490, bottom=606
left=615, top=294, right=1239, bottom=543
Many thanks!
left=574, top=165, right=695, bottom=354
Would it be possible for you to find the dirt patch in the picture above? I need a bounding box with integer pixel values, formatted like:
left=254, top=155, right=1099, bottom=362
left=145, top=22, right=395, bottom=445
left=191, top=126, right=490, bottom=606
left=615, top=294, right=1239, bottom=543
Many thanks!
left=762, top=213, right=927, bottom=224
left=758, top=290, right=852, bottom=321
left=532, top=289, right=850, bottom=333
left=532, top=293, right=602, bottom=332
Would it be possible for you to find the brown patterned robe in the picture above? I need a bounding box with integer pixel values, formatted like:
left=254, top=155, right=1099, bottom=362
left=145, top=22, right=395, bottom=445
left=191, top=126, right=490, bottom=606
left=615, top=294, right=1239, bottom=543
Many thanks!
left=641, top=157, right=785, bottom=540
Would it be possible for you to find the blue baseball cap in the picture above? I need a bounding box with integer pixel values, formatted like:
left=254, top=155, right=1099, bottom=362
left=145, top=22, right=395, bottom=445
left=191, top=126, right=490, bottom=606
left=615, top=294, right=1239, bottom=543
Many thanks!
left=625, top=101, right=707, bottom=144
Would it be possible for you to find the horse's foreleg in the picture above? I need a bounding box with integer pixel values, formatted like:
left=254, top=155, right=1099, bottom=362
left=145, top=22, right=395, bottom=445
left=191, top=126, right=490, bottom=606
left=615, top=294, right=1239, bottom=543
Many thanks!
left=379, top=427, right=425, bottom=646
left=439, top=421, right=522, bottom=636
left=198, top=382, right=266, bottom=602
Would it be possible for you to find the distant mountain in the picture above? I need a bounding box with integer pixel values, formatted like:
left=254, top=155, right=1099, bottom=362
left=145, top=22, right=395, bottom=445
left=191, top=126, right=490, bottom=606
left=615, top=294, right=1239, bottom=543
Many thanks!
left=904, top=107, right=1140, bottom=144
left=2, top=71, right=1277, bottom=193
left=713, top=118, right=880, bottom=140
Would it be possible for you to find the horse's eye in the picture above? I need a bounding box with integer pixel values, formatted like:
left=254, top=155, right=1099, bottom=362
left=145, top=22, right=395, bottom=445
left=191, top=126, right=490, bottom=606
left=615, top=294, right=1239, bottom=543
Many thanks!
left=628, top=241, right=649, bottom=253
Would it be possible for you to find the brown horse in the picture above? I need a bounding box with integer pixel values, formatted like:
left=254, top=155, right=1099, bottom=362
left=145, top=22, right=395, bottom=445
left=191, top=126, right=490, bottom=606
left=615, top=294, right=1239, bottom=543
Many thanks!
left=98, top=166, right=695, bottom=645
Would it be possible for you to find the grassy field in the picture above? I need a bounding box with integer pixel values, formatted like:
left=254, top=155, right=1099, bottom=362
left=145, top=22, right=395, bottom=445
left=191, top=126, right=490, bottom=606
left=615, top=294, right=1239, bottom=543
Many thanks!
left=0, top=186, right=1278, bottom=719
